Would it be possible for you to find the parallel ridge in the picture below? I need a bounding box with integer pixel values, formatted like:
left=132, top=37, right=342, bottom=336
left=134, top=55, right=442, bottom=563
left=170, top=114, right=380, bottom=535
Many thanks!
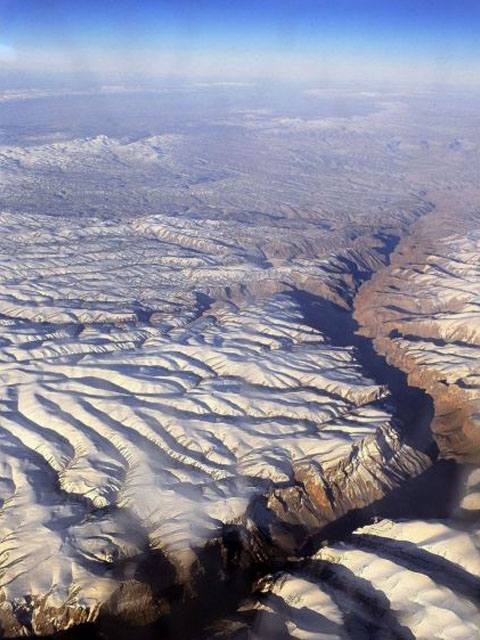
left=0, top=282, right=410, bottom=634
left=206, top=519, right=480, bottom=640
left=355, top=225, right=480, bottom=463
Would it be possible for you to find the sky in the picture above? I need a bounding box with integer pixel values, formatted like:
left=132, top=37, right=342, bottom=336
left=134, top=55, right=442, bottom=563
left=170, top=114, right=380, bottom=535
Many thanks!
left=0, top=0, right=479, bottom=85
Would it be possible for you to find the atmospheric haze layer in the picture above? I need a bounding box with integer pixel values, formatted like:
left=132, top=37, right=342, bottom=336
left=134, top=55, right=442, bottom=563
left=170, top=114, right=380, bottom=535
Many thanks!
left=0, top=80, right=478, bottom=639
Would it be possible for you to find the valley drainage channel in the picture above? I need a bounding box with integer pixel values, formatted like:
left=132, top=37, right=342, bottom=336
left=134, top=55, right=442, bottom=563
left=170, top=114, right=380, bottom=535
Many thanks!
left=31, top=292, right=461, bottom=640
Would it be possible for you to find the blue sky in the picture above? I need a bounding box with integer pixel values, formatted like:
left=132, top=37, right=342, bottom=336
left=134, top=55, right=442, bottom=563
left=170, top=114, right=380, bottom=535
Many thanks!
left=1, top=1, right=479, bottom=84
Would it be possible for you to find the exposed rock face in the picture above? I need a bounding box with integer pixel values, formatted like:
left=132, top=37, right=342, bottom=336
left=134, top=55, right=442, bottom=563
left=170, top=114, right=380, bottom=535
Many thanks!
left=241, top=433, right=430, bottom=562
left=207, top=519, right=480, bottom=640
left=0, top=206, right=434, bottom=634
left=0, top=273, right=432, bottom=633
left=0, top=84, right=479, bottom=636
left=0, top=229, right=428, bottom=634
left=355, top=217, right=480, bottom=462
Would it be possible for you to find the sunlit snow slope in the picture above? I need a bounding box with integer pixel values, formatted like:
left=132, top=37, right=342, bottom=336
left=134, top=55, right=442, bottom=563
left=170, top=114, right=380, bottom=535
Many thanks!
left=0, top=84, right=478, bottom=636
left=0, top=210, right=428, bottom=635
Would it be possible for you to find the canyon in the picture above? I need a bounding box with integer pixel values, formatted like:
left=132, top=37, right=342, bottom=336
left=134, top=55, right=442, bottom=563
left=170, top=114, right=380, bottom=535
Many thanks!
left=0, top=83, right=477, bottom=638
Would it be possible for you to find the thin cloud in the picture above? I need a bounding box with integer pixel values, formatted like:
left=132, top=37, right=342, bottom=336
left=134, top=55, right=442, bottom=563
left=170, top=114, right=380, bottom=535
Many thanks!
left=0, top=44, right=16, bottom=63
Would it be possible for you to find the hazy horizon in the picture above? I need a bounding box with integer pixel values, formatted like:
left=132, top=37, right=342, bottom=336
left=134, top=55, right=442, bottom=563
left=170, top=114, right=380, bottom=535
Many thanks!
left=1, top=0, right=479, bottom=86
left=0, top=3, right=480, bottom=639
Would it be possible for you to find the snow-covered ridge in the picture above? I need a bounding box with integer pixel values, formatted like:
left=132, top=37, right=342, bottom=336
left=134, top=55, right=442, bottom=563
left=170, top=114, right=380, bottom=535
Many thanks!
left=0, top=284, right=411, bottom=634
left=207, top=519, right=480, bottom=640
left=356, top=224, right=480, bottom=463
left=0, top=87, right=478, bottom=636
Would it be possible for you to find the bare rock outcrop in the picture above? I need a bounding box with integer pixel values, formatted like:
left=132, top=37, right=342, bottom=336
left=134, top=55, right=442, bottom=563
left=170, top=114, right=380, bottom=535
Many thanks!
left=206, top=518, right=480, bottom=640
left=355, top=210, right=480, bottom=462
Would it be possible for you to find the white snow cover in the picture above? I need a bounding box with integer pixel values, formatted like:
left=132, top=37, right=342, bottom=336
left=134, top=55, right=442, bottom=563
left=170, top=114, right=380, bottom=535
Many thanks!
left=0, top=211, right=401, bottom=631
left=210, top=519, right=480, bottom=640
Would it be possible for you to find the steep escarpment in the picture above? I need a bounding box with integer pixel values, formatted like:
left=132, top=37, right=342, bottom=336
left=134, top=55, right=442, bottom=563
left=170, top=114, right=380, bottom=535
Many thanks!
left=206, top=519, right=480, bottom=640
left=355, top=203, right=480, bottom=463
left=0, top=198, right=474, bottom=638
left=0, top=284, right=429, bottom=635
left=0, top=84, right=479, bottom=637
left=0, top=205, right=436, bottom=635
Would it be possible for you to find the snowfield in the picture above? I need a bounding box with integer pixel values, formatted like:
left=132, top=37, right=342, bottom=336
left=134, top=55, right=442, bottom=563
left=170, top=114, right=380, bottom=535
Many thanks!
left=0, top=84, right=478, bottom=636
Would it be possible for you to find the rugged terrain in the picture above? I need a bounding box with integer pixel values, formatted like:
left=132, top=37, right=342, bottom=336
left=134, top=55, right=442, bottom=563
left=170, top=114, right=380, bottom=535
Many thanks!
left=356, top=200, right=480, bottom=464
left=0, top=82, right=477, bottom=637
